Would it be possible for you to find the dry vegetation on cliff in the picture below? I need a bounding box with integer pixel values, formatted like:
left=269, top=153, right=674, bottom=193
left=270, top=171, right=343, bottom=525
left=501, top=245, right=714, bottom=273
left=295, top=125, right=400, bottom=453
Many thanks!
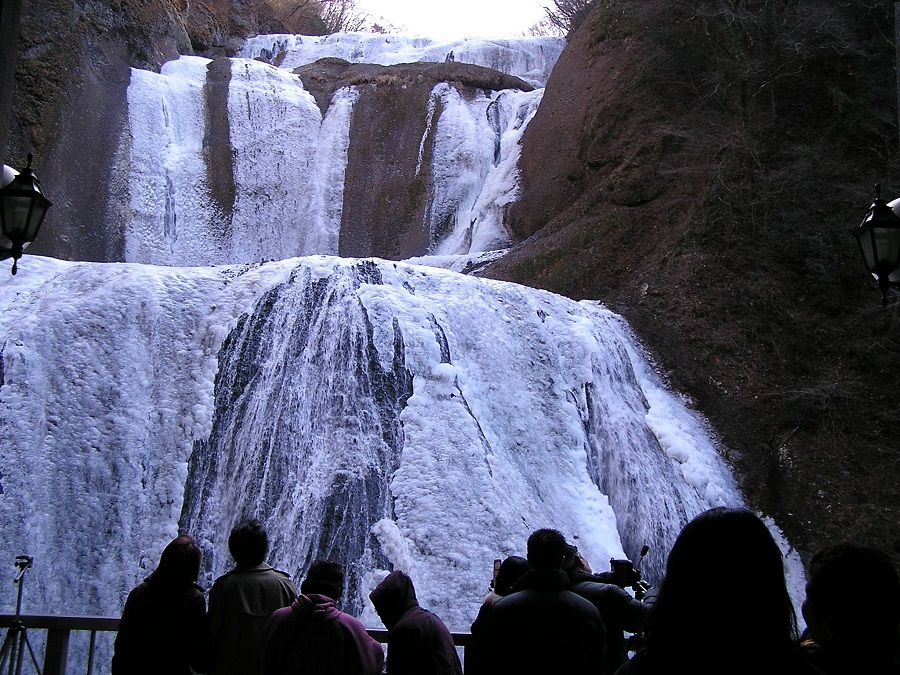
left=488, top=0, right=900, bottom=564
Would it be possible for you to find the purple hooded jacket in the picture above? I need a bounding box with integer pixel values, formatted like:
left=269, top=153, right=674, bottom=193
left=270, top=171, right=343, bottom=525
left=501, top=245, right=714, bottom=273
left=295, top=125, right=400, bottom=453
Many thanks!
left=261, top=593, right=384, bottom=675
left=369, top=571, right=462, bottom=675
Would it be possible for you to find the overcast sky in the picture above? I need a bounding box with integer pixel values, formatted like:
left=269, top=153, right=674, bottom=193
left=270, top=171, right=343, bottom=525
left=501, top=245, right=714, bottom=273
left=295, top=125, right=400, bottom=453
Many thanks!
left=355, top=0, right=549, bottom=40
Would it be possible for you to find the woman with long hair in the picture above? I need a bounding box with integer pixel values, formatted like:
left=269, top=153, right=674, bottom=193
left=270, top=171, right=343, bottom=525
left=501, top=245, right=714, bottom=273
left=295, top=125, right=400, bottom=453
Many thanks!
left=616, top=507, right=820, bottom=675
left=112, top=534, right=210, bottom=674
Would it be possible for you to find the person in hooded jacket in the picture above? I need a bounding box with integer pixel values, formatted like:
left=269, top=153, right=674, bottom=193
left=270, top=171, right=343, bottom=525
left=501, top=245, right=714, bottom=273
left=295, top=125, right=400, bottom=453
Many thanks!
left=369, top=570, right=462, bottom=675
left=112, top=534, right=209, bottom=675
left=261, top=560, right=383, bottom=675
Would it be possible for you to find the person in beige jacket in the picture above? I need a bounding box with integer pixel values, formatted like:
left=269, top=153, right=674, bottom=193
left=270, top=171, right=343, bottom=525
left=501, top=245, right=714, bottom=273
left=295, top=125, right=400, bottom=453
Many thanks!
left=208, top=519, right=297, bottom=675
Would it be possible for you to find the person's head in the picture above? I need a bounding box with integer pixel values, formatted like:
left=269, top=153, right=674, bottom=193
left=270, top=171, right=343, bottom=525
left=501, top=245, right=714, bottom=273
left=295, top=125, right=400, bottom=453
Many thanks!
left=526, top=529, right=568, bottom=571
left=300, top=560, right=344, bottom=601
left=494, top=556, right=530, bottom=596
left=646, top=508, right=797, bottom=658
left=228, top=518, right=268, bottom=568
left=369, top=571, right=419, bottom=631
left=802, top=542, right=900, bottom=646
left=150, top=534, right=201, bottom=587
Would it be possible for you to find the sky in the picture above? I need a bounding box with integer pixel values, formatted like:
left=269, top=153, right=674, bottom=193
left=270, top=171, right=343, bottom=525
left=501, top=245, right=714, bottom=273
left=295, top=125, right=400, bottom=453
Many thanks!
left=355, top=0, right=549, bottom=40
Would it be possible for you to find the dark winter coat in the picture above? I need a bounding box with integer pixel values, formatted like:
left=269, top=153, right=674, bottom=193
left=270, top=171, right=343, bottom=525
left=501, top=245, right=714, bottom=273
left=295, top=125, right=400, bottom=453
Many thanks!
left=569, top=570, right=650, bottom=673
left=111, top=578, right=209, bottom=675
left=261, top=593, right=384, bottom=675
left=801, top=639, right=900, bottom=675
left=614, top=648, right=827, bottom=675
left=475, top=569, right=607, bottom=675
left=369, top=570, right=462, bottom=675
left=208, top=563, right=298, bottom=675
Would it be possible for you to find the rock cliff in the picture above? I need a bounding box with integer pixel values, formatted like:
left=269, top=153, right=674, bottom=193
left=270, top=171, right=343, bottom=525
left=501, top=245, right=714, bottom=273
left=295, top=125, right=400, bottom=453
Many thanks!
left=486, top=0, right=900, bottom=563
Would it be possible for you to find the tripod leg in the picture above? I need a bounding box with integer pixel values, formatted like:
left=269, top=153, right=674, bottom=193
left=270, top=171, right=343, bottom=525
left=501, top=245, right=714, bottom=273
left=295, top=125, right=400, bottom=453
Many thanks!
left=0, top=630, right=13, bottom=673
left=1, top=629, right=19, bottom=675
left=17, top=629, right=41, bottom=675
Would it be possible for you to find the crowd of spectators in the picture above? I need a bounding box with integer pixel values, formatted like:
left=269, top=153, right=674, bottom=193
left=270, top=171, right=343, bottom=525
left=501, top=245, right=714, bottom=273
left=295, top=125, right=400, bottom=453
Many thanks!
left=111, top=509, right=900, bottom=674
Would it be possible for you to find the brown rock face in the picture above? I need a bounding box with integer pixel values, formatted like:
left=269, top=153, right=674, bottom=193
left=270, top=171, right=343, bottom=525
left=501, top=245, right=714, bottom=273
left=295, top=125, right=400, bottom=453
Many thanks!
left=313, top=62, right=532, bottom=260
left=487, top=0, right=900, bottom=565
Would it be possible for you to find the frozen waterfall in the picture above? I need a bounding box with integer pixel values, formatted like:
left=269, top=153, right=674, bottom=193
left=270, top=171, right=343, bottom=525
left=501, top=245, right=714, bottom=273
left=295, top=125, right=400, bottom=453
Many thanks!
left=0, top=26, right=808, bottom=675
left=0, top=255, right=746, bottom=634
left=121, top=33, right=550, bottom=266
left=239, top=33, right=565, bottom=88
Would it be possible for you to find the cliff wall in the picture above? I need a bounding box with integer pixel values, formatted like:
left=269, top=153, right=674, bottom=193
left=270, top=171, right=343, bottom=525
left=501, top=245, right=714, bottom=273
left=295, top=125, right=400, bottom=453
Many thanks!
left=486, top=0, right=900, bottom=562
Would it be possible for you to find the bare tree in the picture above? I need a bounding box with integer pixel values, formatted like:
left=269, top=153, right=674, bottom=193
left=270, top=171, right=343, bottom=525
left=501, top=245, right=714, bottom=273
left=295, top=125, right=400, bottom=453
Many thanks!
left=527, top=15, right=566, bottom=37
left=320, top=0, right=369, bottom=33
left=543, top=0, right=594, bottom=35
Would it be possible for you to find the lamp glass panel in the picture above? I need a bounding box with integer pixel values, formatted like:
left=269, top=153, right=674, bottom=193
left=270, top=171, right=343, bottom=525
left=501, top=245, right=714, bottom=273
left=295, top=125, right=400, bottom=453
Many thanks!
left=858, top=227, right=877, bottom=270
left=873, top=226, right=900, bottom=268
left=0, top=194, right=34, bottom=240
left=22, top=199, right=47, bottom=241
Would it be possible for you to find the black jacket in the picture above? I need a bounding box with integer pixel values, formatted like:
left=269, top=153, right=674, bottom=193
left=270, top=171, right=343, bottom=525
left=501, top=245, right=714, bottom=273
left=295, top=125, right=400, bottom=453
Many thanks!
left=475, top=569, right=607, bottom=675
left=112, top=578, right=209, bottom=675
left=569, top=571, right=649, bottom=673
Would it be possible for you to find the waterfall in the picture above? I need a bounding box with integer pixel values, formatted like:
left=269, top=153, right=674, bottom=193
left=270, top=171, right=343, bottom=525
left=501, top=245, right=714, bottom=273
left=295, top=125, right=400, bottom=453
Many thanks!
left=120, top=33, right=559, bottom=266
left=0, top=28, right=807, bottom=675
left=0, top=255, right=746, bottom=634
left=238, top=34, right=565, bottom=88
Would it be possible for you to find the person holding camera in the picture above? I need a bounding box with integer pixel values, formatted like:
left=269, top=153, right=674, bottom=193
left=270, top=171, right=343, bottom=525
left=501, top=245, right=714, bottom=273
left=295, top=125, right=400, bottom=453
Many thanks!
left=564, top=546, right=650, bottom=674
left=474, top=529, right=607, bottom=674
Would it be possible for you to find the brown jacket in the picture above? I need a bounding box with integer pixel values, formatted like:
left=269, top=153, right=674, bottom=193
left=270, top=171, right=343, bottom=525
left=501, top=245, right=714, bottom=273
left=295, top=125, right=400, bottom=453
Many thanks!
left=208, top=563, right=298, bottom=675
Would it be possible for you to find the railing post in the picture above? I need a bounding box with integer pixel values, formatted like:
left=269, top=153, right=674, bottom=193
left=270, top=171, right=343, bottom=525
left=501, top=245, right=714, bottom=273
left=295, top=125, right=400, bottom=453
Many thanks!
left=86, top=630, right=97, bottom=675
left=43, top=628, right=69, bottom=675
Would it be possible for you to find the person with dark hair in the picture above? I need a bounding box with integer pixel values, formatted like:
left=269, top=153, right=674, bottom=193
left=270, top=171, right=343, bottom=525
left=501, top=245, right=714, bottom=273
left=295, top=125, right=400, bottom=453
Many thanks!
left=475, top=529, right=607, bottom=674
left=565, top=546, right=649, bottom=674
left=208, top=519, right=298, bottom=675
left=112, top=534, right=209, bottom=674
left=801, top=542, right=900, bottom=674
left=369, top=570, right=462, bottom=675
left=616, top=507, right=819, bottom=675
left=261, top=560, right=384, bottom=675
left=485, top=556, right=532, bottom=610
left=468, top=555, right=531, bottom=674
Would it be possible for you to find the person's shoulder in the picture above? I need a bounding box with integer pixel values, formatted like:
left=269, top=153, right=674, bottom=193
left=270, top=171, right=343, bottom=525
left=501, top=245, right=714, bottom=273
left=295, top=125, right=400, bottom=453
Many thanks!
left=573, top=577, right=631, bottom=598
left=269, top=567, right=294, bottom=581
left=393, top=607, right=435, bottom=634
left=337, top=610, right=371, bottom=634
left=564, top=588, right=602, bottom=612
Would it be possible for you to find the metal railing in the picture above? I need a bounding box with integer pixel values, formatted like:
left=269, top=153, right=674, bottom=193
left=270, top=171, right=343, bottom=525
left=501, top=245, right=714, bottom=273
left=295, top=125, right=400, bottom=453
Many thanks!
left=0, top=614, right=473, bottom=674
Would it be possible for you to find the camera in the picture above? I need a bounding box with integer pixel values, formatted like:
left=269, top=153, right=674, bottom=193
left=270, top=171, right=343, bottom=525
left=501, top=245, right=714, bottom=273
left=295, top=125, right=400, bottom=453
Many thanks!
left=14, top=556, right=33, bottom=571
left=609, top=558, right=639, bottom=587
left=607, top=546, right=650, bottom=600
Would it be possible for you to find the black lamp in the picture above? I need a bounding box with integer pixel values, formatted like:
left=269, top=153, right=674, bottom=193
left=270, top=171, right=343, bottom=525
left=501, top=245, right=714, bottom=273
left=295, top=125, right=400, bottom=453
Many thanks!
left=854, top=184, right=900, bottom=307
left=0, top=153, right=52, bottom=275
